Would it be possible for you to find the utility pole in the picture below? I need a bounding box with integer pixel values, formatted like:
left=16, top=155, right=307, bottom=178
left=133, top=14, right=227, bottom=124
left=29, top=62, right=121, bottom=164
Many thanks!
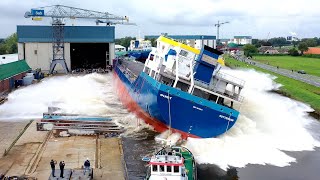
left=214, top=21, right=229, bottom=45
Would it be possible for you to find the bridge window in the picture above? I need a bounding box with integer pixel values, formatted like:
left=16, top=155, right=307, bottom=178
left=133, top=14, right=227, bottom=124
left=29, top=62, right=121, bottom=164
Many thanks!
left=150, top=54, right=154, bottom=61
left=179, top=50, right=189, bottom=57
left=159, top=165, right=165, bottom=172
left=167, top=165, right=172, bottom=172
left=152, top=165, right=158, bottom=172
left=174, top=166, right=179, bottom=173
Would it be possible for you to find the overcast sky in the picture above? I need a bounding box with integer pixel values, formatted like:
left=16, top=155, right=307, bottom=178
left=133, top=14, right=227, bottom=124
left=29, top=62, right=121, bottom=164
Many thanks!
left=0, top=0, right=319, bottom=39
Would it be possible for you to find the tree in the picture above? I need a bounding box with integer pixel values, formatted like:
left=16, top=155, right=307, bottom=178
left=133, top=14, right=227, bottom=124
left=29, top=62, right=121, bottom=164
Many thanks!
left=115, top=36, right=136, bottom=50
left=267, top=37, right=290, bottom=48
left=305, top=38, right=317, bottom=47
left=288, top=48, right=299, bottom=56
left=252, top=40, right=271, bottom=48
left=298, top=42, right=308, bottom=55
left=145, top=37, right=157, bottom=47
left=0, top=33, right=18, bottom=55
left=243, top=44, right=258, bottom=57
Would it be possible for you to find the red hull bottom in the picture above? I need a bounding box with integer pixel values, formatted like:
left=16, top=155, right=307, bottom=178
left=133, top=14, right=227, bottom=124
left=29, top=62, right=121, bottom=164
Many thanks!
left=113, top=72, right=198, bottom=139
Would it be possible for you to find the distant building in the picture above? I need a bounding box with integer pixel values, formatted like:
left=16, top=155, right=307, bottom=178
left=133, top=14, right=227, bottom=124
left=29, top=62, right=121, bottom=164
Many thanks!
left=219, top=39, right=230, bottom=45
left=145, top=35, right=216, bottom=49
left=233, top=36, right=252, bottom=45
left=258, top=46, right=279, bottom=54
left=304, top=47, right=320, bottom=55
left=0, top=54, right=18, bottom=65
left=286, top=36, right=299, bottom=42
left=0, top=59, right=31, bottom=94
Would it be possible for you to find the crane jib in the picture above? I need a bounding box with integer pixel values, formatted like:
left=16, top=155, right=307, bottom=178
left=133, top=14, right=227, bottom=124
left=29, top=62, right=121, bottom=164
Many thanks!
left=31, top=9, right=44, bottom=16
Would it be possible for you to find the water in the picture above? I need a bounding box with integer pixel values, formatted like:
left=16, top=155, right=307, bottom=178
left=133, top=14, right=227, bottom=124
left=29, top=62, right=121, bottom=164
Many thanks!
left=185, top=69, right=320, bottom=170
left=0, top=70, right=319, bottom=179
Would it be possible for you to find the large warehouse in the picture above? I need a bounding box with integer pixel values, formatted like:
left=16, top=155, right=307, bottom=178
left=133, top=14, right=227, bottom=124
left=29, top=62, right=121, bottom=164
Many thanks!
left=17, top=25, right=115, bottom=73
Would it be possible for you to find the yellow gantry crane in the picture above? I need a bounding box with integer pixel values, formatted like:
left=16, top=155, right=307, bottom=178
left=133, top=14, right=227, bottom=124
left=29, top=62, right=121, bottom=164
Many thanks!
left=25, top=5, right=135, bottom=74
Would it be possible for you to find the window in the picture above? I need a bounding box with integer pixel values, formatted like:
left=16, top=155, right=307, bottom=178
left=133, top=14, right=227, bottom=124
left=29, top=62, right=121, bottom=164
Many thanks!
left=167, top=165, right=172, bottom=172
left=174, top=166, right=179, bottom=173
left=159, top=165, right=165, bottom=172
left=179, top=50, right=188, bottom=57
left=152, top=165, right=158, bottom=172
left=34, top=50, right=37, bottom=55
left=150, top=54, right=154, bottom=61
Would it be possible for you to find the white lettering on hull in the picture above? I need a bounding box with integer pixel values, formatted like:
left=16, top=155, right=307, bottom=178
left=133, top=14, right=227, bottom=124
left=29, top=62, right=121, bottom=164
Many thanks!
left=193, top=106, right=203, bottom=111
left=219, top=115, right=234, bottom=122
left=160, top=94, right=172, bottom=100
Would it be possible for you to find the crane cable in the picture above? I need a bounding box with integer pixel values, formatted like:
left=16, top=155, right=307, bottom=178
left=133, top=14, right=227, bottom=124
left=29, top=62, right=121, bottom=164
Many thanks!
left=167, top=89, right=172, bottom=137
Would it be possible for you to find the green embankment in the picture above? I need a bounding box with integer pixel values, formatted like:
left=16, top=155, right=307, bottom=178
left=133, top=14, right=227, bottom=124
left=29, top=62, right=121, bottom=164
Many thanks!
left=253, top=55, right=320, bottom=77
left=224, top=56, right=320, bottom=114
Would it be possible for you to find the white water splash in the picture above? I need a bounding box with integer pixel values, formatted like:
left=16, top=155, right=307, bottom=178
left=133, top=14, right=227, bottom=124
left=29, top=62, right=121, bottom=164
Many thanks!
left=1, top=70, right=319, bottom=170
left=155, top=130, right=181, bottom=146
left=185, top=69, right=320, bottom=169
left=0, top=73, right=151, bottom=134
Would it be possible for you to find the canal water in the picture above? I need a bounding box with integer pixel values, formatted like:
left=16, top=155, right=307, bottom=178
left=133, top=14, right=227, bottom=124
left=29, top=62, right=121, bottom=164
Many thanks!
left=0, top=69, right=319, bottom=179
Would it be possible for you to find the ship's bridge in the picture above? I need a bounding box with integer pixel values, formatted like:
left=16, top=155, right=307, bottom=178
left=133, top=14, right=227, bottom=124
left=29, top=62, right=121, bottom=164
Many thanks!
left=149, top=154, right=186, bottom=179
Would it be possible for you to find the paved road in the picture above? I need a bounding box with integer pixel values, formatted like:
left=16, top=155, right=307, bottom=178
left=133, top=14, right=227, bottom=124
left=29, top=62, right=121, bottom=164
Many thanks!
left=231, top=55, right=320, bottom=87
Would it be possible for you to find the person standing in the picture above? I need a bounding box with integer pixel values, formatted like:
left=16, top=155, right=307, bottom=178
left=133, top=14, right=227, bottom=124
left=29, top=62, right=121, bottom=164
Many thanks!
left=59, top=161, right=65, bottom=178
left=50, top=159, right=56, bottom=177
left=83, top=158, right=91, bottom=175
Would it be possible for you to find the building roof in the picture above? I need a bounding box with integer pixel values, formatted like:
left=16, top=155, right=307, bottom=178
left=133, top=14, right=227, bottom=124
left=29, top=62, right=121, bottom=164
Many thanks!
left=115, top=45, right=125, bottom=49
left=0, top=60, right=31, bottom=81
left=145, top=35, right=216, bottom=40
left=0, top=54, right=18, bottom=65
left=234, top=36, right=252, bottom=39
left=258, top=46, right=275, bottom=52
left=304, top=47, right=320, bottom=55
left=17, top=26, right=115, bottom=43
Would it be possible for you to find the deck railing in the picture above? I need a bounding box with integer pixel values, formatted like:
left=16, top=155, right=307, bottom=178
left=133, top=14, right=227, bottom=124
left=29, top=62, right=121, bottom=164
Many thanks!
left=216, top=72, right=245, bottom=87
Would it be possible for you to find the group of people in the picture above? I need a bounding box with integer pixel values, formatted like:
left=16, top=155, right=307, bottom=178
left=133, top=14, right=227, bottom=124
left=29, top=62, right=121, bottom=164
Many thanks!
left=50, top=159, right=91, bottom=178
left=50, top=160, right=65, bottom=178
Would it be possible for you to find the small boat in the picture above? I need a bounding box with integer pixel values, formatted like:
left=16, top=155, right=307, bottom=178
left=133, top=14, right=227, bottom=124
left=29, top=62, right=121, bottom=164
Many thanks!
left=144, top=146, right=197, bottom=180
left=127, top=39, right=153, bottom=63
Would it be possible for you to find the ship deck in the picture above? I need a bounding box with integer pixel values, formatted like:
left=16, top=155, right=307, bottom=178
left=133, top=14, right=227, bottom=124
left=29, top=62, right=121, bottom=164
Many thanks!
left=119, top=59, right=144, bottom=78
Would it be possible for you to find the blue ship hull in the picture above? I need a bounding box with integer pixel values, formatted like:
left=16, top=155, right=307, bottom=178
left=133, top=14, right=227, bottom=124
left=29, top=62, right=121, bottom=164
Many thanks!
left=128, top=50, right=151, bottom=61
left=114, top=61, right=239, bottom=138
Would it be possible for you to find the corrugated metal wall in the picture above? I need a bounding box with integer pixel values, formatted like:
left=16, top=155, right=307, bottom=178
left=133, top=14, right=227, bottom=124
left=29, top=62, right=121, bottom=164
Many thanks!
left=17, top=26, right=115, bottom=43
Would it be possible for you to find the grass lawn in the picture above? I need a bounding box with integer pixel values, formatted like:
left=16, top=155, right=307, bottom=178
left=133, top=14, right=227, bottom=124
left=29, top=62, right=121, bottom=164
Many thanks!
left=252, top=55, right=320, bottom=77
left=225, top=56, right=320, bottom=114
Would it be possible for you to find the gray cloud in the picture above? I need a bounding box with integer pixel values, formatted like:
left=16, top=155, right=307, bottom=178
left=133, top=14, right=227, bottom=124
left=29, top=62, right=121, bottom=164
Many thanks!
left=0, top=0, right=319, bottom=39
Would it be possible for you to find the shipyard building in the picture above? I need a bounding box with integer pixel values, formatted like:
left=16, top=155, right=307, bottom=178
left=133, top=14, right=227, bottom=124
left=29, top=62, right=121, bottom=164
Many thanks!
left=17, top=26, right=115, bottom=73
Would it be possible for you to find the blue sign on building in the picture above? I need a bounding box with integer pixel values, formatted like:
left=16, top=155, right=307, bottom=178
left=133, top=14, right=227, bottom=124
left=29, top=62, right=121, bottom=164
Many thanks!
left=31, top=9, right=44, bottom=16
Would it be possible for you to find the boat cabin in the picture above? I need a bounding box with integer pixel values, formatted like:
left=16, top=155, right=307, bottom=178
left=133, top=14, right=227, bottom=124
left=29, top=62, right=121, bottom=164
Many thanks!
left=143, top=36, right=245, bottom=110
left=148, top=154, right=187, bottom=179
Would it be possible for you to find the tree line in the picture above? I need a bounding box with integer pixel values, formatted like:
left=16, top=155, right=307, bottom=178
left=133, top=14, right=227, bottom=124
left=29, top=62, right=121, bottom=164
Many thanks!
left=0, top=33, right=18, bottom=55
left=244, top=37, right=320, bottom=57
left=115, top=36, right=157, bottom=50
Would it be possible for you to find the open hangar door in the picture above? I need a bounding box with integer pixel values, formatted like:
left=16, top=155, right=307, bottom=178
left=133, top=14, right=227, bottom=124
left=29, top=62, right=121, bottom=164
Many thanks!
left=70, top=43, right=109, bottom=70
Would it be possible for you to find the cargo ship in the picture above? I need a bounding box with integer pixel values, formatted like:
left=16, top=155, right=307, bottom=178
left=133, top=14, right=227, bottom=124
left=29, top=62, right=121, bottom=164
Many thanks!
left=113, top=36, right=245, bottom=139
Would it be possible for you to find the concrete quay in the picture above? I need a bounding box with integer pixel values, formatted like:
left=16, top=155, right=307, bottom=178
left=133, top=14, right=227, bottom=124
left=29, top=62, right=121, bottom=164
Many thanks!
left=0, top=120, right=127, bottom=180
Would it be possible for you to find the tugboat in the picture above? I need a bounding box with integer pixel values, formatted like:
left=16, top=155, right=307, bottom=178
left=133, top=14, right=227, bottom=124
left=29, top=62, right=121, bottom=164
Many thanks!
left=145, top=146, right=197, bottom=180
left=114, top=36, right=245, bottom=139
